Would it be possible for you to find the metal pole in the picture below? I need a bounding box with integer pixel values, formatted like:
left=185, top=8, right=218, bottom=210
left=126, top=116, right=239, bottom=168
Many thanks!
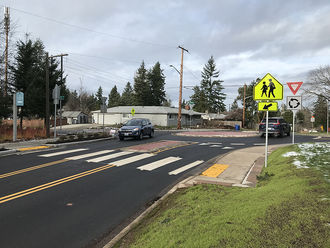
left=54, top=103, right=57, bottom=139
left=103, top=113, right=105, bottom=134
left=243, top=84, right=246, bottom=128
left=45, top=52, right=50, bottom=138
left=13, top=93, right=17, bottom=141
left=327, top=100, right=329, bottom=135
left=59, top=99, right=62, bottom=131
left=292, top=110, right=296, bottom=144
left=265, top=110, right=269, bottom=167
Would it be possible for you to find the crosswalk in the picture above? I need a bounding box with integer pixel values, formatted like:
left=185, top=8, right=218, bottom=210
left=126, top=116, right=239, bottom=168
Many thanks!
left=38, top=148, right=202, bottom=176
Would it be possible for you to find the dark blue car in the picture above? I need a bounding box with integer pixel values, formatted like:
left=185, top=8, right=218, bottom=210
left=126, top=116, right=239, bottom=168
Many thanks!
left=118, top=118, right=154, bottom=140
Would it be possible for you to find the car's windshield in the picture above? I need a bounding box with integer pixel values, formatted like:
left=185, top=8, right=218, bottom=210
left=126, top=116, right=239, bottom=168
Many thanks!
left=124, top=119, right=142, bottom=126
left=261, top=119, right=279, bottom=124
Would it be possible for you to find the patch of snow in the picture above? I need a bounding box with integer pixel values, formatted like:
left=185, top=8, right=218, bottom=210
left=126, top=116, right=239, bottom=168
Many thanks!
left=282, top=151, right=299, bottom=157
left=293, top=160, right=309, bottom=169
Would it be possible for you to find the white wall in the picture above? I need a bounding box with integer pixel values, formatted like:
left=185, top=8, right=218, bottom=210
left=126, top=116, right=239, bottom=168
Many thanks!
left=92, top=112, right=168, bottom=126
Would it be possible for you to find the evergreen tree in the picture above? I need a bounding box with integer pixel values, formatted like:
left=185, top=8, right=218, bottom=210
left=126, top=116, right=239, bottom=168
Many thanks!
left=190, top=86, right=208, bottom=113
left=148, top=62, right=166, bottom=106
left=133, top=61, right=152, bottom=105
left=11, top=38, right=62, bottom=125
left=200, top=56, right=226, bottom=112
left=108, top=85, right=121, bottom=107
left=120, top=82, right=134, bottom=106
left=96, top=86, right=103, bottom=107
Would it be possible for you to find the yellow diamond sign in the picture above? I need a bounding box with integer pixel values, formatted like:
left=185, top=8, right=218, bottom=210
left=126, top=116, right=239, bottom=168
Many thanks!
left=253, top=73, right=283, bottom=100
left=258, top=102, right=278, bottom=112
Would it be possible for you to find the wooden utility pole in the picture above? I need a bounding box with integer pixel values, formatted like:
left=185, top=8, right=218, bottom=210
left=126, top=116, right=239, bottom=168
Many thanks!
left=177, top=46, right=189, bottom=129
left=4, top=7, right=10, bottom=96
left=243, top=84, right=246, bottom=128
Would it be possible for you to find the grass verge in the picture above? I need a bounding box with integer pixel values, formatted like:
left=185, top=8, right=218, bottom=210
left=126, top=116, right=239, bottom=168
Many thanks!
left=114, top=145, right=330, bottom=248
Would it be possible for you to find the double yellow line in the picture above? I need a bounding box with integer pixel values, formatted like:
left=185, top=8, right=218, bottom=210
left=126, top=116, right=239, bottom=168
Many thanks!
left=0, top=164, right=116, bottom=204
left=0, top=159, right=68, bottom=179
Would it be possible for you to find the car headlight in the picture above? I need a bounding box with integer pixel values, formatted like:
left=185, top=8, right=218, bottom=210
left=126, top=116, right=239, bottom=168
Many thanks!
left=133, top=128, right=139, bottom=131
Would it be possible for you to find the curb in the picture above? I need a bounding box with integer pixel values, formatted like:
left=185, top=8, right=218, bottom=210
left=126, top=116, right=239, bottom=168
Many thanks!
left=0, top=137, right=115, bottom=156
left=103, top=176, right=194, bottom=248
left=102, top=150, right=244, bottom=248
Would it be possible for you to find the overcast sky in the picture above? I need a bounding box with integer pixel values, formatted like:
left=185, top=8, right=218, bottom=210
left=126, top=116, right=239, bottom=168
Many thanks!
left=2, top=0, right=330, bottom=109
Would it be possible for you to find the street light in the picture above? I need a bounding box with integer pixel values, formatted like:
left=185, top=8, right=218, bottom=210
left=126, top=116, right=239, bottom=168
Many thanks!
left=169, top=65, right=183, bottom=129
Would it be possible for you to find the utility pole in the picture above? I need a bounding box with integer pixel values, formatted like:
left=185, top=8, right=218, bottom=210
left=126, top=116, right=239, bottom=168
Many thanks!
left=243, top=84, right=246, bottom=128
left=177, top=45, right=189, bottom=129
left=4, top=7, right=10, bottom=96
left=45, top=52, right=50, bottom=138
left=45, top=53, right=68, bottom=138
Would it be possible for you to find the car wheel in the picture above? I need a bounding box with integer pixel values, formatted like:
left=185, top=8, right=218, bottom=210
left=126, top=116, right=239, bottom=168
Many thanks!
left=287, top=131, right=290, bottom=136
left=138, top=132, right=143, bottom=140
left=149, top=130, right=154, bottom=138
left=119, top=136, right=124, bottom=141
left=260, top=133, right=265, bottom=138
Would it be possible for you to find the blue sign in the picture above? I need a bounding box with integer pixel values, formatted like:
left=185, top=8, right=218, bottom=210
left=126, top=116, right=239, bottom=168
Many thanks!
left=16, top=92, right=24, bottom=107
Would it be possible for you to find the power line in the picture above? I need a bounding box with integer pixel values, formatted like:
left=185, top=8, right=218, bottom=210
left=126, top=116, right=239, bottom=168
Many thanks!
left=5, top=5, right=176, bottom=49
left=66, top=58, right=131, bottom=81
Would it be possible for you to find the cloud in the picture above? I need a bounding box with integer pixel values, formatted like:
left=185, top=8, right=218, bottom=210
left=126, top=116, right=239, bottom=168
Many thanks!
left=2, top=0, right=330, bottom=109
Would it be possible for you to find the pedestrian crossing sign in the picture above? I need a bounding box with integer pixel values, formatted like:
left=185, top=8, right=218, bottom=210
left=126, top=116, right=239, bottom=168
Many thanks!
left=253, top=73, right=283, bottom=100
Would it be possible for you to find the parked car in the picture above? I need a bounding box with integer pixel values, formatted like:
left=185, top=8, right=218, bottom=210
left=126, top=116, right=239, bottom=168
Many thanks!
left=118, top=118, right=154, bottom=140
left=259, top=117, right=291, bottom=137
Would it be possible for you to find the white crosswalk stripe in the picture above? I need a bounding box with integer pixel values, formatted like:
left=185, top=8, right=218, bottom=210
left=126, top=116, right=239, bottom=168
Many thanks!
left=39, top=148, right=88, bottom=157
left=111, top=153, right=155, bottom=167
left=137, top=157, right=182, bottom=171
left=210, top=145, right=222, bottom=147
left=87, top=151, right=133, bottom=163
left=199, top=142, right=222, bottom=146
left=253, top=143, right=265, bottom=146
left=230, top=143, right=245, bottom=146
left=222, top=146, right=234, bottom=150
left=168, top=160, right=204, bottom=175
left=65, top=150, right=114, bottom=160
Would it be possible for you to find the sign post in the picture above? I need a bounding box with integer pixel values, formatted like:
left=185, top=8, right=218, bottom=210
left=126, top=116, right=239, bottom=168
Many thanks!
left=287, top=96, right=302, bottom=144
left=13, top=92, right=24, bottom=141
left=101, top=97, right=107, bottom=133
left=52, top=85, right=60, bottom=139
left=59, top=96, right=64, bottom=131
left=13, top=93, right=17, bottom=141
left=254, top=73, right=283, bottom=168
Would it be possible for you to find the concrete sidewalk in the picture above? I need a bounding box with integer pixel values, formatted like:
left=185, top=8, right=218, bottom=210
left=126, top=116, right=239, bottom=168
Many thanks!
left=183, top=144, right=287, bottom=188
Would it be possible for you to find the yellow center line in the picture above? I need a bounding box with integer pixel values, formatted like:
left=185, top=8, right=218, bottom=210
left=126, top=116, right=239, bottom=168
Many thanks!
left=18, top=146, right=50, bottom=151
left=0, top=159, right=68, bottom=179
left=0, top=164, right=116, bottom=204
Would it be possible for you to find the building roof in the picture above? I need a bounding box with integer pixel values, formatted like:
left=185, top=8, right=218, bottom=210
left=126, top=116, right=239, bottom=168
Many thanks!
left=91, top=106, right=203, bottom=115
left=62, top=111, right=87, bottom=118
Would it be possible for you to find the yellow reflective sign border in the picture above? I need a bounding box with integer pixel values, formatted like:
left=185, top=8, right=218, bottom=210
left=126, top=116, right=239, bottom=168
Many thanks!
left=258, top=102, right=278, bottom=112
left=253, top=73, right=283, bottom=100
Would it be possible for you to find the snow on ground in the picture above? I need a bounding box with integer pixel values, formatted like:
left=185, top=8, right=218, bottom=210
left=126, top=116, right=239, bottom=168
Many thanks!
left=282, top=142, right=330, bottom=180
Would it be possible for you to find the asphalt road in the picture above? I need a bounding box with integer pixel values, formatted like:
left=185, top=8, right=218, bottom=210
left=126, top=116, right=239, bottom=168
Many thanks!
left=0, top=131, right=328, bottom=248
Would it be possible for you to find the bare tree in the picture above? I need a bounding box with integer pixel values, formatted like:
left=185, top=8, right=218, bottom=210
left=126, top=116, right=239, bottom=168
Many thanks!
left=305, top=66, right=330, bottom=101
